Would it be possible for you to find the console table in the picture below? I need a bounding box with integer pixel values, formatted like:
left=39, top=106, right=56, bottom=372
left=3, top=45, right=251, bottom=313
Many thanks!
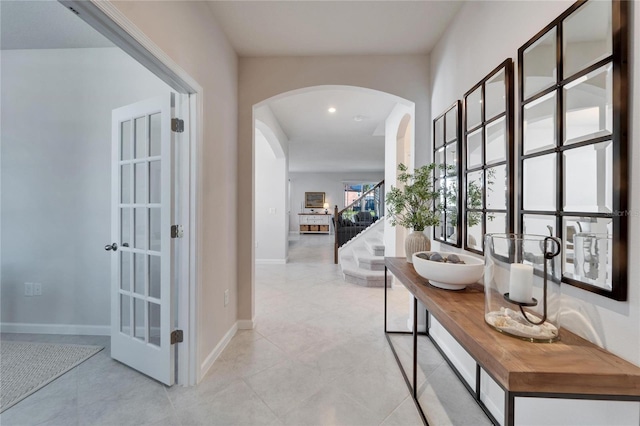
left=298, top=213, right=331, bottom=234
left=384, top=257, right=640, bottom=426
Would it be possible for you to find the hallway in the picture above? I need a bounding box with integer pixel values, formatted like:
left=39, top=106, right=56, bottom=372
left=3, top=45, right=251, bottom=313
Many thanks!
left=0, top=233, right=488, bottom=425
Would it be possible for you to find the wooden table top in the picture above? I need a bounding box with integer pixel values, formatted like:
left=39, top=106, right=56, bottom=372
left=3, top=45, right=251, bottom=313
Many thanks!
left=385, top=257, right=640, bottom=397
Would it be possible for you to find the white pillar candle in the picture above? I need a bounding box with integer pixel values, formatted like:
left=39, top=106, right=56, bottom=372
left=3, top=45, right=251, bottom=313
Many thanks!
left=509, top=263, right=534, bottom=303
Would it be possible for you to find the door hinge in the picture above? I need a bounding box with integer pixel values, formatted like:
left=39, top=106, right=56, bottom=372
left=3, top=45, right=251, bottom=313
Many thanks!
left=171, top=118, right=184, bottom=133
left=170, top=330, right=183, bottom=345
left=171, top=225, right=184, bottom=238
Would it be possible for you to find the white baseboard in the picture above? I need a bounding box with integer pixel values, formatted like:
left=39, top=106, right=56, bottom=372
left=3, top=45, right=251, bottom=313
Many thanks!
left=255, top=258, right=287, bottom=265
left=237, top=319, right=255, bottom=330
left=199, top=322, right=238, bottom=382
left=0, top=322, right=110, bottom=336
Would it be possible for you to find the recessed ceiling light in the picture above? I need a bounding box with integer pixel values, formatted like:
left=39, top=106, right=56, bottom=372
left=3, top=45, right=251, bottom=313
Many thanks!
left=353, top=115, right=369, bottom=122
left=328, top=107, right=336, bottom=113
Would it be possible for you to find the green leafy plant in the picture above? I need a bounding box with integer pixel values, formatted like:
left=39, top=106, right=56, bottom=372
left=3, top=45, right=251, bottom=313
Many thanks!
left=386, top=163, right=441, bottom=231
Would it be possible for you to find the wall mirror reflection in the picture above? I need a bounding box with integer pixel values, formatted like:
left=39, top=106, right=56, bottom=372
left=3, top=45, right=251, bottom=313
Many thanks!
left=463, top=59, right=514, bottom=254
left=433, top=101, right=461, bottom=247
left=518, top=0, right=628, bottom=300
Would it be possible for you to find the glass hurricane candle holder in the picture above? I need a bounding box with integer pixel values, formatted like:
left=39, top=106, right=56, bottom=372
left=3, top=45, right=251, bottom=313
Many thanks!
left=484, top=234, right=562, bottom=343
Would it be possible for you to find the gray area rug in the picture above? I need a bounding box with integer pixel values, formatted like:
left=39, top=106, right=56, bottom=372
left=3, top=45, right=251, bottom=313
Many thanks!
left=0, top=341, right=103, bottom=413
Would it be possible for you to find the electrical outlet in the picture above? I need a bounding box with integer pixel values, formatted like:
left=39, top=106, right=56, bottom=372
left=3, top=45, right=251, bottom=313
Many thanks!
left=24, top=282, right=33, bottom=296
left=224, top=289, right=229, bottom=307
left=255, top=241, right=259, bottom=248
left=33, top=283, right=42, bottom=296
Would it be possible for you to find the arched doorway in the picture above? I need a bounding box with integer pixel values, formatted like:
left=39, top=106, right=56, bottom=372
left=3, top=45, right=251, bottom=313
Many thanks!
left=251, top=85, right=415, bottom=321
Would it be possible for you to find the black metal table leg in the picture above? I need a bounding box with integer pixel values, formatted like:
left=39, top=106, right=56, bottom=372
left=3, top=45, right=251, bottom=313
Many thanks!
left=413, top=296, right=418, bottom=399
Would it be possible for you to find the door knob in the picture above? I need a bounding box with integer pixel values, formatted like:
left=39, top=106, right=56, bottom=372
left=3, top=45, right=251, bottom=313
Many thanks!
left=105, top=243, right=118, bottom=251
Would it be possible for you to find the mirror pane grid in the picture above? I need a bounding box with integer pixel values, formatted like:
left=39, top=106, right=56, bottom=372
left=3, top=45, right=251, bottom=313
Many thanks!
left=563, top=0, right=612, bottom=78
left=485, top=117, right=506, bottom=165
left=467, top=129, right=483, bottom=169
left=445, top=108, right=458, bottom=142
left=467, top=170, right=484, bottom=210
left=563, top=141, right=612, bottom=213
left=523, top=28, right=557, bottom=99
left=434, top=103, right=461, bottom=246
left=435, top=118, right=444, bottom=148
left=467, top=212, right=484, bottom=251
left=445, top=143, right=458, bottom=176
left=485, top=69, right=506, bottom=120
left=466, top=88, right=482, bottom=129
left=523, top=92, right=557, bottom=155
left=562, top=216, right=613, bottom=290
left=518, top=0, right=626, bottom=300
left=486, top=212, right=507, bottom=235
left=563, top=64, right=613, bottom=145
left=523, top=154, right=556, bottom=211
left=486, top=165, right=507, bottom=210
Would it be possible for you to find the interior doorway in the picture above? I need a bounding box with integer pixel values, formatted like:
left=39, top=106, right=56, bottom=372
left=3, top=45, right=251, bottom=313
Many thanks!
left=1, top=0, right=201, bottom=386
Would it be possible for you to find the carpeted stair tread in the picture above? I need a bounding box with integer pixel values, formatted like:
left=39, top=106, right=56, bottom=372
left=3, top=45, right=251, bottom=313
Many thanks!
left=364, top=237, right=385, bottom=256
left=353, top=248, right=385, bottom=270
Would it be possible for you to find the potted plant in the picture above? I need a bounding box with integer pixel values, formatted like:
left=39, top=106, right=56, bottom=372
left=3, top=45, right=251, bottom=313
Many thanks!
left=386, top=163, right=441, bottom=263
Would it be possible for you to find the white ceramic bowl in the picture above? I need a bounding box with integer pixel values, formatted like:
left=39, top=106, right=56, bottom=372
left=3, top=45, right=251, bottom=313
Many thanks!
left=412, top=251, right=484, bottom=290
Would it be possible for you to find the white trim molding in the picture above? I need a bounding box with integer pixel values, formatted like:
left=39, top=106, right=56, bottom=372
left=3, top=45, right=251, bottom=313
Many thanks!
left=1, top=322, right=110, bottom=336
left=255, top=258, right=288, bottom=265
left=237, top=319, right=255, bottom=330
left=199, top=322, right=237, bottom=382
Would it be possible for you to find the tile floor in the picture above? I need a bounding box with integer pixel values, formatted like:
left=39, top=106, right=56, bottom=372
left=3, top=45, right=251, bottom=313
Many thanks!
left=1, top=234, right=489, bottom=425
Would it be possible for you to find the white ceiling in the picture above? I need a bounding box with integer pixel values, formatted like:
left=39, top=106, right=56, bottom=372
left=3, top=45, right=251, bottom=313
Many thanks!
left=217, top=1, right=463, bottom=173
left=267, top=88, right=400, bottom=172
left=1, top=1, right=113, bottom=50
left=208, top=1, right=463, bottom=56
left=2, top=0, right=463, bottom=174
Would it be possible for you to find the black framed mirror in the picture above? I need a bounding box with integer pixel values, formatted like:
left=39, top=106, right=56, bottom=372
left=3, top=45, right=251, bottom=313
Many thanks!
left=518, top=0, right=628, bottom=300
left=433, top=101, right=461, bottom=247
left=463, top=59, right=515, bottom=254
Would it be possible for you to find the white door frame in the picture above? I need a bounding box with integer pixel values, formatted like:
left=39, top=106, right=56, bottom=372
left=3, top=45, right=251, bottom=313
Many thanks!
left=60, top=0, right=202, bottom=386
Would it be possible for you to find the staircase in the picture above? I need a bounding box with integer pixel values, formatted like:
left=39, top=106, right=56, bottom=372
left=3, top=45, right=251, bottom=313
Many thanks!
left=338, top=219, right=387, bottom=287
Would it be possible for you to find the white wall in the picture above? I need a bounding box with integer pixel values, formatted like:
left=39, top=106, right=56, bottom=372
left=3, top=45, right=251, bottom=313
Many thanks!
left=429, top=0, right=639, bottom=367
left=289, top=171, right=384, bottom=232
left=255, top=130, right=288, bottom=263
left=110, top=1, right=239, bottom=379
left=384, top=103, right=415, bottom=257
left=254, top=105, right=289, bottom=263
left=0, top=47, right=171, bottom=332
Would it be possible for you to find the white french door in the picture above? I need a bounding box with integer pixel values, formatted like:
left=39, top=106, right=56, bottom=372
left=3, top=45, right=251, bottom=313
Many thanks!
left=109, top=94, right=175, bottom=385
